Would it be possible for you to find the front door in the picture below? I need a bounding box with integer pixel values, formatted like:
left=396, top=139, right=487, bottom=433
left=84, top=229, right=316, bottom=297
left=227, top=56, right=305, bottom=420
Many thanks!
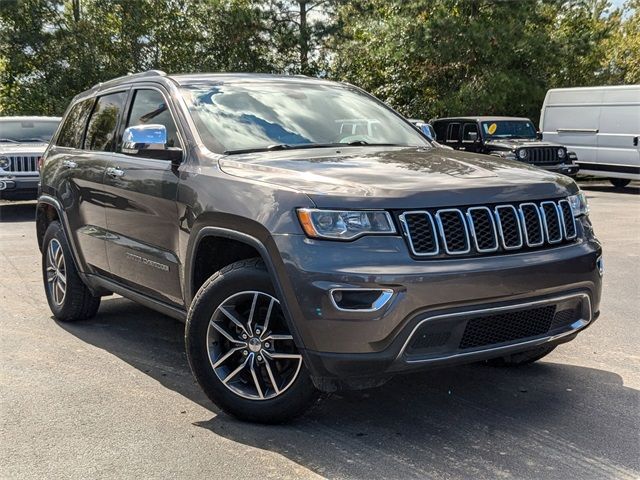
left=102, top=87, right=184, bottom=305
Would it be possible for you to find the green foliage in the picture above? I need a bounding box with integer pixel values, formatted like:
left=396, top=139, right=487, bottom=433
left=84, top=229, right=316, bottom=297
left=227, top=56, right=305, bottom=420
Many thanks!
left=0, top=0, right=637, bottom=120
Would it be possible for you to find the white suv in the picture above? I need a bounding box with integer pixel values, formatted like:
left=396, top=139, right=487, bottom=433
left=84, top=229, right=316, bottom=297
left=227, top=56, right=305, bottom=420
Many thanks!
left=0, top=116, right=60, bottom=200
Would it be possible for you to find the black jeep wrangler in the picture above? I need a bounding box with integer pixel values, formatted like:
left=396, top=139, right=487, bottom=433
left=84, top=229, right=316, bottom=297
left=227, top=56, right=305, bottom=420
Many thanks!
left=37, top=72, right=601, bottom=423
left=431, top=116, right=579, bottom=176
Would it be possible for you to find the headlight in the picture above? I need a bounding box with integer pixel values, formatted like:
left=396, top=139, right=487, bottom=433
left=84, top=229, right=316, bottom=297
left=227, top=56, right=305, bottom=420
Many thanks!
left=0, top=156, right=9, bottom=169
left=297, top=209, right=396, bottom=240
left=568, top=191, right=589, bottom=217
left=558, top=148, right=566, bottom=159
left=518, top=149, right=528, bottom=159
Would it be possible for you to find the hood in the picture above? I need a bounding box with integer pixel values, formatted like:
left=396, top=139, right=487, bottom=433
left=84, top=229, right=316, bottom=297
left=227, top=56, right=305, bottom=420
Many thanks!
left=218, top=146, right=576, bottom=209
left=0, top=143, right=48, bottom=155
left=486, top=138, right=562, bottom=149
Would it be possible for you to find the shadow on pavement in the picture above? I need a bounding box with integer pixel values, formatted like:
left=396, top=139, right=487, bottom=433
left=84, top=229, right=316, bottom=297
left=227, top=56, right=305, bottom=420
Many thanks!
left=59, top=296, right=639, bottom=480
left=579, top=183, right=639, bottom=196
left=0, top=201, right=37, bottom=223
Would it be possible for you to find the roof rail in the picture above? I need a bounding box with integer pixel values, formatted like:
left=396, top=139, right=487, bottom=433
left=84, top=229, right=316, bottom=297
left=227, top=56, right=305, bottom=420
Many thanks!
left=91, top=70, right=167, bottom=91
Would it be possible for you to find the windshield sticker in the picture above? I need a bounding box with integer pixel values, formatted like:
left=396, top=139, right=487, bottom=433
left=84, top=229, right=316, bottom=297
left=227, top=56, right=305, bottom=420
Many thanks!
left=487, top=123, right=497, bottom=135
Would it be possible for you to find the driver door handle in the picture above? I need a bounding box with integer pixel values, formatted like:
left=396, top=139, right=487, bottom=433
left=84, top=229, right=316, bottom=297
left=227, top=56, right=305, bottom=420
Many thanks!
left=62, top=160, right=77, bottom=169
left=106, top=167, right=124, bottom=178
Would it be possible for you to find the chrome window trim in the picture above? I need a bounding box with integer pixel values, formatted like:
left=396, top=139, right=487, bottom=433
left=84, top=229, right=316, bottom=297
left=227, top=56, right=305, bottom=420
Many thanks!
left=435, top=208, right=471, bottom=255
left=540, top=201, right=563, bottom=244
left=557, top=199, right=577, bottom=240
left=465, top=206, right=498, bottom=253
left=518, top=202, right=545, bottom=247
left=329, top=288, right=394, bottom=312
left=494, top=205, right=523, bottom=250
left=397, top=293, right=592, bottom=363
left=399, top=211, right=440, bottom=256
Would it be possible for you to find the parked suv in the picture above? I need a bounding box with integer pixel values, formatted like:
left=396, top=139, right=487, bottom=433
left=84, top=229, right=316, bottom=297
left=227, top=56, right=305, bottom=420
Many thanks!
left=37, top=72, right=602, bottom=423
left=431, top=116, right=579, bottom=176
left=0, top=116, right=61, bottom=200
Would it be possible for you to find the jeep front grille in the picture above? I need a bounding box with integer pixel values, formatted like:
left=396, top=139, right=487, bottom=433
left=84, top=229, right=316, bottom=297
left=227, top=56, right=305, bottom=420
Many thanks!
left=526, top=147, right=561, bottom=164
left=3, top=156, right=40, bottom=173
left=399, top=198, right=577, bottom=258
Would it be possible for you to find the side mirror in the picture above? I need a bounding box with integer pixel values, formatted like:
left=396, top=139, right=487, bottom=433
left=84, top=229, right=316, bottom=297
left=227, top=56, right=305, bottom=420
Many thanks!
left=536, top=131, right=543, bottom=140
left=467, top=131, right=478, bottom=142
left=122, top=124, right=182, bottom=163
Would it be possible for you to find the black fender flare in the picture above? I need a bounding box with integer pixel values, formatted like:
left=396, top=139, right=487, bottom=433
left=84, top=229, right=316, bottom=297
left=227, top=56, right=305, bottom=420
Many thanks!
left=184, top=226, right=307, bottom=350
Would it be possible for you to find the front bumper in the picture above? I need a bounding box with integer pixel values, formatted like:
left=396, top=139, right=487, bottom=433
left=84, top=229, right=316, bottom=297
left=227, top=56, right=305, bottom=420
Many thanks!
left=535, top=163, right=580, bottom=176
left=272, top=217, right=602, bottom=389
left=0, top=175, right=39, bottom=200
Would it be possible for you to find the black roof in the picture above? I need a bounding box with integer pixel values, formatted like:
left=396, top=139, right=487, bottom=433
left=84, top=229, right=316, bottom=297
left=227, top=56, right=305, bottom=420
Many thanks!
left=432, top=116, right=532, bottom=122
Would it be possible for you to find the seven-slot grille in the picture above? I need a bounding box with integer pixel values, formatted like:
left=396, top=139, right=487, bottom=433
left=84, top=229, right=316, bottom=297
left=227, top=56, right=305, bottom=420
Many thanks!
left=400, top=198, right=577, bottom=258
left=525, top=147, right=563, bottom=165
left=2, top=155, right=40, bottom=172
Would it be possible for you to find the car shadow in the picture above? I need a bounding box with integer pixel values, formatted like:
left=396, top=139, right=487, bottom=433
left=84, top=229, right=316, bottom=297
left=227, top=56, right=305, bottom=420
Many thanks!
left=59, top=297, right=639, bottom=479
left=579, top=183, right=639, bottom=195
left=0, top=201, right=37, bottom=222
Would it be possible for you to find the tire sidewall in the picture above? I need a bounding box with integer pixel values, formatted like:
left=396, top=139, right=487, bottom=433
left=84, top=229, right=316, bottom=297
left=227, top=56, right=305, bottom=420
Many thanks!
left=185, top=260, right=317, bottom=423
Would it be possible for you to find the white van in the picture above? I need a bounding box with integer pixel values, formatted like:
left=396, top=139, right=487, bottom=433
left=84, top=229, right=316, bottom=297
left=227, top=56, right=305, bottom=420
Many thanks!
left=540, top=85, right=640, bottom=188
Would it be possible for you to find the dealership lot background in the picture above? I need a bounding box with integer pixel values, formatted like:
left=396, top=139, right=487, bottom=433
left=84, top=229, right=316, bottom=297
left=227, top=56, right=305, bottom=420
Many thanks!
left=1, top=182, right=638, bottom=478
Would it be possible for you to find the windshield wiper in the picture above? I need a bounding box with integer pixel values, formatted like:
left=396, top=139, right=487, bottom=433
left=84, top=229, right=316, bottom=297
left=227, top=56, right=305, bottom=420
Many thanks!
left=18, top=137, right=48, bottom=142
left=0, top=138, right=18, bottom=143
left=224, top=142, right=415, bottom=155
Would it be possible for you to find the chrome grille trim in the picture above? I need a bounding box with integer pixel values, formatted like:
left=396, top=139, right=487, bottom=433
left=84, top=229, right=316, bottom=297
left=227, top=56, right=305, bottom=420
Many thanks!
left=435, top=209, right=471, bottom=255
left=398, top=211, right=440, bottom=257
left=540, top=201, right=563, bottom=244
left=557, top=200, right=577, bottom=240
left=494, top=205, right=523, bottom=250
left=518, top=203, right=545, bottom=247
left=401, top=198, right=579, bottom=259
left=466, top=207, right=498, bottom=253
left=4, top=155, right=40, bottom=173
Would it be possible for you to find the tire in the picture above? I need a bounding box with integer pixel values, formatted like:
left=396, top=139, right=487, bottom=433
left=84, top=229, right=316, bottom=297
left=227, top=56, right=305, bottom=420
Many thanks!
left=42, top=221, right=101, bottom=322
left=485, top=344, right=556, bottom=367
left=185, top=258, right=319, bottom=423
left=609, top=178, right=631, bottom=189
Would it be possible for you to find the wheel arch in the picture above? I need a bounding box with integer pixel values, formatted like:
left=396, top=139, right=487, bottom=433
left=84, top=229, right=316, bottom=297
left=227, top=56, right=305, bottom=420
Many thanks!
left=185, top=226, right=307, bottom=350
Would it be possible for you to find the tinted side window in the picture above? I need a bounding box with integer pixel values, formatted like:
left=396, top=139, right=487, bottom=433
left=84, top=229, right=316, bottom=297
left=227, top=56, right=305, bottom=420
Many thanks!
left=56, top=99, right=94, bottom=148
left=85, top=92, right=127, bottom=151
left=447, top=123, right=461, bottom=142
left=432, top=122, right=447, bottom=141
left=124, top=89, right=179, bottom=149
left=462, top=123, right=479, bottom=141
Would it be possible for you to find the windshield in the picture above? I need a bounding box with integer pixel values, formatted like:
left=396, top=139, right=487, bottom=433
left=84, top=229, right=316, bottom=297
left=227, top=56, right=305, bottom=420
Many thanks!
left=180, top=82, right=430, bottom=154
left=481, top=120, right=537, bottom=140
left=0, top=119, right=59, bottom=143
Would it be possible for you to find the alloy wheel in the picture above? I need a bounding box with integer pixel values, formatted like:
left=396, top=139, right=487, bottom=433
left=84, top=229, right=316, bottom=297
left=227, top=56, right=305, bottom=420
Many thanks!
left=206, top=291, right=303, bottom=400
left=46, top=238, right=67, bottom=306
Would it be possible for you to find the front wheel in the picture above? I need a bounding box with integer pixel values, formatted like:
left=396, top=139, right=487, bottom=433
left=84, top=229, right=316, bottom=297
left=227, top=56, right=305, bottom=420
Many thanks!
left=610, top=178, right=631, bottom=189
left=185, top=259, right=318, bottom=423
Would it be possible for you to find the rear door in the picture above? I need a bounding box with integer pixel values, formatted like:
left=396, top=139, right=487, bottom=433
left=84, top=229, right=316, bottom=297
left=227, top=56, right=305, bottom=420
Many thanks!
left=445, top=122, right=462, bottom=149
left=53, top=92, right=128, bottom=274
left=102, top=86, right=184, bottom=305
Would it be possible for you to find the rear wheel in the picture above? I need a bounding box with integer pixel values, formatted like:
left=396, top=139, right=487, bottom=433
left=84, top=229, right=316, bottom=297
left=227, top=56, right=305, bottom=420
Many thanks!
left=42, top=221, right=101, bottom=322
left=485, top=344, right=556, bottom=367
left=609, top=178, right=631, bottom=189
left=185, top=259, right=318, bottom=423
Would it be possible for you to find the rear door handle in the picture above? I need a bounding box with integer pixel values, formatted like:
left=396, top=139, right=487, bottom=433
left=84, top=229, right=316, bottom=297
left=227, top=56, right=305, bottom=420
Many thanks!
left=634, top=136, right=638, bottom=147
left=62, top=160, right=77, bottom=169
left=106, top=167, right=124, bottom=178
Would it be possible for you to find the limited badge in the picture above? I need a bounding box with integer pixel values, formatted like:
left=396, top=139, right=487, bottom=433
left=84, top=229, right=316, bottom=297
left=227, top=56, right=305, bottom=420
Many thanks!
left=488, top=123, right=497, bottom=134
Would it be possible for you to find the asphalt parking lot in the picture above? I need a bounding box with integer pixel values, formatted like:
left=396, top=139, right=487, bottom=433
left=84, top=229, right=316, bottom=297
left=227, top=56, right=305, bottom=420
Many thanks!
left=1, top=182, right=639, bottom=480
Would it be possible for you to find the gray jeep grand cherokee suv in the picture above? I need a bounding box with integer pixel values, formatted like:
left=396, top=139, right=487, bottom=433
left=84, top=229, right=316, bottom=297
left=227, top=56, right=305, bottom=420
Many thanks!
left=37, top=71, right=603, bottom=423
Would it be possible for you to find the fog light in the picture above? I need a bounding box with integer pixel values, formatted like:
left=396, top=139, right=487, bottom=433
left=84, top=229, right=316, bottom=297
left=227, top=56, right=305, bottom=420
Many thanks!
left=596, top=255, right=604, bottom=276
left=330, top=288, right=393, bottom=312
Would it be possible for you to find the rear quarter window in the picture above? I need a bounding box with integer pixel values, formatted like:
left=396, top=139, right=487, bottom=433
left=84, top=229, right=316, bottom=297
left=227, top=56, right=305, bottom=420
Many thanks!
left=56, top=99, right=94, bottom=148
